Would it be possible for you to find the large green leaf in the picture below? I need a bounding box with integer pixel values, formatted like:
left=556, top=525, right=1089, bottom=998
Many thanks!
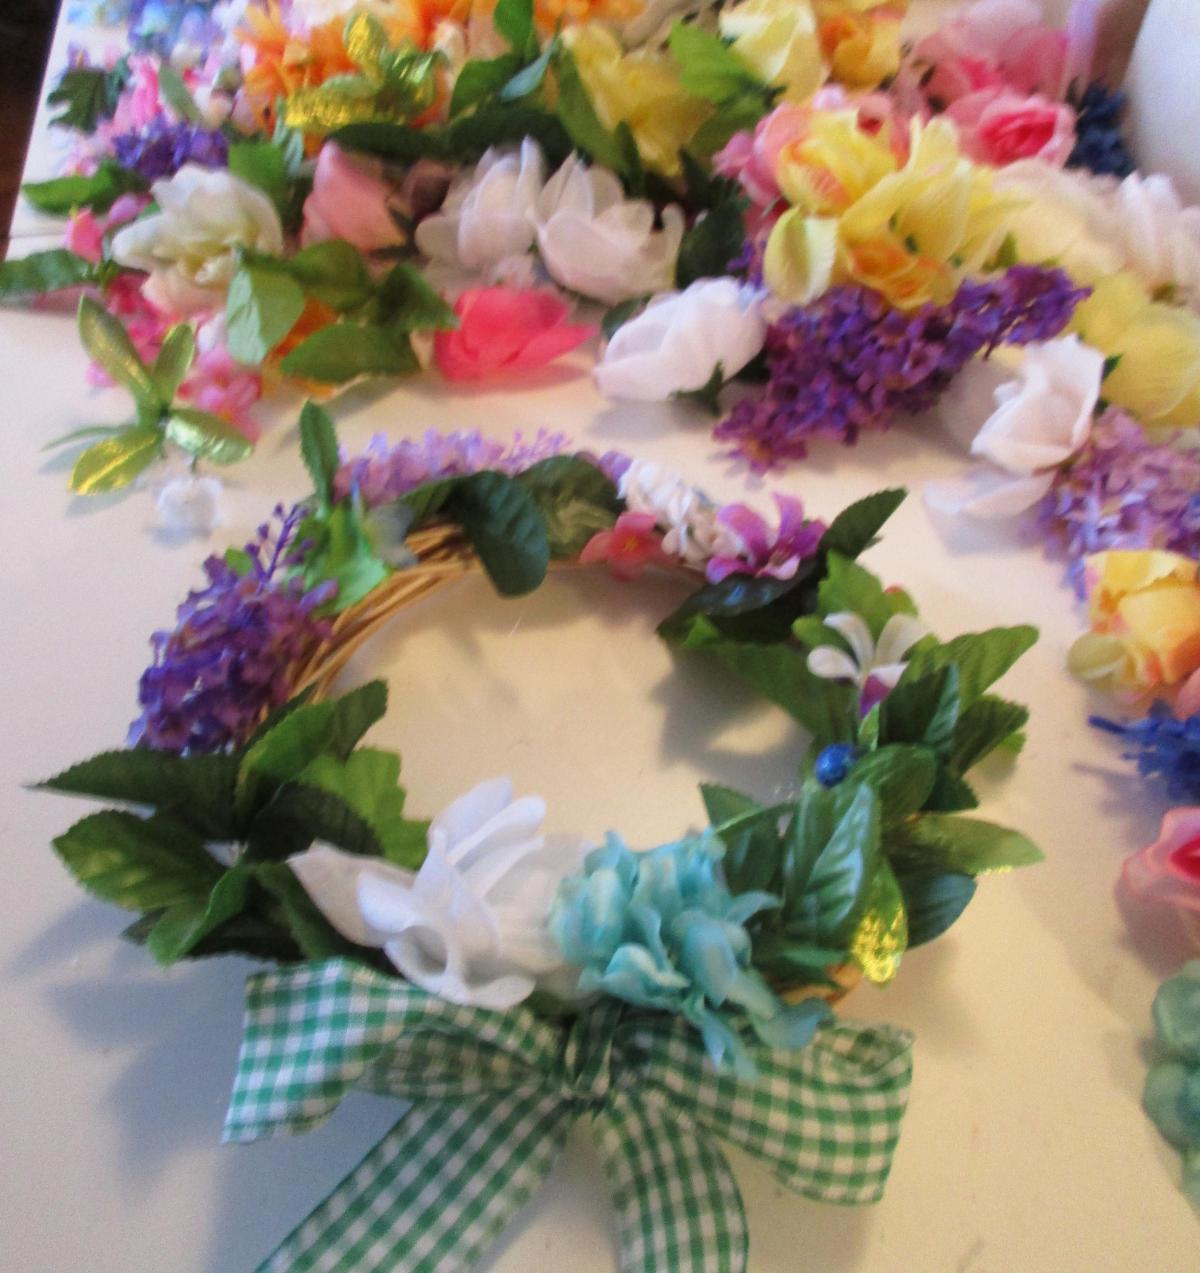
left=0, top=249, right=95, bottom=298
left=37, top=749, right=239, bottom=839
left=225, top=261, right=306, bottom=364
left=895, top=868, right=976, bottom=947
left=325, top=680, right=388, bottom=758
left=515, top=456, right=620, bottom=557
left=22, top=160, right=146, bottom=215
left=302, top=501, right=391, bottom=610
left=950, top=695, right=1030, bottom=774
left=78, top=295, right=160, bottom=406
left=900, top=625, right=1037, bottom=709
left=280, top=322, right=419, bottom=383
left=552, top=48, right=627, bottom=176
left=880, top=664, right=961, bottom=756
left=893, top=814, right=1043, bottom=875
left=452, top=471, right=550, bottom=596
left=675, top=199, right=747, bottom=290
left=70, top=424, right=163, bottom=494
left=146, top=867, right=251, bottom=965
left=372, top=263, right=457, bottom=331
left=299, top=400, right=340, bottom=508
left=53, top=810, right=221, bottom=912
left=817, top=489, right=906, bottom=562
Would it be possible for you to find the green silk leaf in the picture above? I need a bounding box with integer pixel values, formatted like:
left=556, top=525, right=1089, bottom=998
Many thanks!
left=900, top=625, right=1038, bottom=710
left=70, top=424, right=163, bottom=494
left=817, top=489, right=906, bottom=562
left=47, top=61, right=129, bottom=132
left=228, top=140, right=290, bottom=215
left=23, top=160, right=146, bottom=215
left=225, top=261, right=307, bottom=365
left=449, top=54, right=524, bottom=116
left=514, top=456, right=621, bottom=558
left=894, top=868, right=976, bottom=947
left=146, top=867, right=251, bottom=965
left=0, top=249, right=95, bottom=298
left=299, top=400, right=341, bottom=508
left=280, top=322, right=420, bottom=383
left=164, top=408, right=254, bottom=465
left=452, top=471, right=550, bottom=596
left=78, top=294, right=160, bottom=406
left=151, top=324, right=196, bottom=404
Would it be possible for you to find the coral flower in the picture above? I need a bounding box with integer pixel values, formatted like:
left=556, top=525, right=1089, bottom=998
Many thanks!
left=1124, top=807, right=1200, bottom=915
left=580, top=512, right=673, bottom=581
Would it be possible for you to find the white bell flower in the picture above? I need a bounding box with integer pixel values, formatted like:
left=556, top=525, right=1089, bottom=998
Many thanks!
left=534, top=154, right=685, bottom=305
left=925, top=336, right=1105, bottom=519
left=111, top=165, right=284, bottom=316
left=594, top=278, right=767, bottom=401
left=807, top=612, right=929, bottom=695
left=289, top=778, right=591, bottom=1010
left=415, top=139, right=546, bottom=274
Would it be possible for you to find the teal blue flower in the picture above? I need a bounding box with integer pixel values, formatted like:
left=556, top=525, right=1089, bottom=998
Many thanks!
left=1144, top=960, right=1200, bottom=1209
left=550, top=831, right=830, bottom=1075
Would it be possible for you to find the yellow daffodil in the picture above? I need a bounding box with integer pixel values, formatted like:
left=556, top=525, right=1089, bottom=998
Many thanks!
left=817, top=4, right=904, bottom=89
left=1068, top=551, right=1200, bottom=696
left=560, top=25, right=709, bottom=178
left=718, top=0, right=824, bottom=103
left=1070, top=272, right=1200, bottom=430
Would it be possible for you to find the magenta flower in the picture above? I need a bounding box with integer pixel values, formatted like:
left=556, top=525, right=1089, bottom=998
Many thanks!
left=1123, top=807, right=1200, bottom=914
left=706, top=495, right=825, bottom=584
left=580, top=512, right=671, bottom=581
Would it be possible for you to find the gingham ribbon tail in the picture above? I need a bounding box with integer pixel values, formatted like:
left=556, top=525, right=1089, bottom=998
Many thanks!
left=224, top=960, right=914, bottom=1273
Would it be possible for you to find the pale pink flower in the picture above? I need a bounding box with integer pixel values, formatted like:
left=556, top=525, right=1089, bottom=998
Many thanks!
left=433, top=287, right=594, bottom=382
left=179, top=343, right=263, bottom=441
left=1124, top=807, right=1200, bottom=914
left=65, top=194, right=149, bottom=264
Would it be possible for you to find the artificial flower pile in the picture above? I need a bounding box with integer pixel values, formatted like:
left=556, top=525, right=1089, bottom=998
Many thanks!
left=5, top=0, right=1192, bottom=520
left=41, top=404, right=1044, bottom=1267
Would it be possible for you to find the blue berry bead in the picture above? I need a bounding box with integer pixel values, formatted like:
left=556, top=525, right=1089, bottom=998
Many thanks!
left=815, top=744, right=858, bottom=787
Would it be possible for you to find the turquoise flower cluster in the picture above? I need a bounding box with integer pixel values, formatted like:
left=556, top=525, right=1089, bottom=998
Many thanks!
left=1144, top=960, right=1200, bottom=1208
left=550, top=831, right=830, bottom=1075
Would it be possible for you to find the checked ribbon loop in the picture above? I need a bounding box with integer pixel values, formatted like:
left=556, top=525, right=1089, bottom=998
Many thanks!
left=224, top=960, right=914, bottom=1273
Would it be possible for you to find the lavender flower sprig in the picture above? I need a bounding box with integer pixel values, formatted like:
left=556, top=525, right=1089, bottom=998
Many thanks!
left=1033, top=409, right=1200, bottom=595
left=715, top=266, right=1089, bottom=470
left=112, top=117, right=229, bottom=181
left=129, top=505, right=335, bottom=754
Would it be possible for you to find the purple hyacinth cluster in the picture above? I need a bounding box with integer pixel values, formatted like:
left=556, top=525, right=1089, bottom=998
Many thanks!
left=1033, top=409, right=1200, bottom=595
left=112, top=117, right=228, bottom=181
left=129, top=505, right=335, bottom=754
left=714, top=265, right=1089, bottom=469
left=335, top=429, right=571, bottom=506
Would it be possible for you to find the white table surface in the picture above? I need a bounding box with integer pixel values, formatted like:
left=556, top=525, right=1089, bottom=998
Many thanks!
left=3, top=4, right=1198, bottom=1271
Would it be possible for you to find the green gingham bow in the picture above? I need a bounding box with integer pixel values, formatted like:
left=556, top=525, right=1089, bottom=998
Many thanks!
left=224, top=959, right=914, bottom=1273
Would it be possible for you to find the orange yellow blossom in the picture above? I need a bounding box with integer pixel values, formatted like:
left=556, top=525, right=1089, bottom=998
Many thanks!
left=1070, top=272, right=1200, bottom=431
left=764, top=114, right=1017, bottom=309
left=1068, top=551, right=1200, bottom=703
left=815, top=1, right=906, bottom=89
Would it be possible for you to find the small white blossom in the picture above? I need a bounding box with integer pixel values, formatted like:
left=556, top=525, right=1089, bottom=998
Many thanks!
left=807, top=612, right=929, bottom=691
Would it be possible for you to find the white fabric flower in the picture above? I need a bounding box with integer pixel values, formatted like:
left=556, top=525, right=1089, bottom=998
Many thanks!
left=111, top=165, right=284, bottom=315
left=807, top=612, right=929, bottom=691
left=289, top=778, right=591, bottom=1010
left=534, top=154, right=685, bottom=305
left=154, top=473, right=224, bottom=536
left=618, top=458, right=736, bottom=564
left=1109, top=171, right=1200, bottom=301
left=925, top=336, right=1105, bottom=518
left=415, top=140, right=546, bottom=274
left=594, top=279, right=767, bottom=401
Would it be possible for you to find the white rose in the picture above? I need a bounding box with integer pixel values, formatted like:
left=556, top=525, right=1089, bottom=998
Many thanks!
left=111, top=165, right=284, bottom=316
left=415, top=139, right=546, bottom=273
left=594, top=278, right=767, bottom=401
left=290, top=778, right=591, bottom=1009
left=925, top=336, right=1105, bottom=518
left=619, top=457, right=735, bottom=564
left=534, top=154, right=686, bottom=305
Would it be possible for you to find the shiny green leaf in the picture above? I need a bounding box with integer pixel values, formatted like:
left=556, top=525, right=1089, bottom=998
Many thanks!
left=78, top=294, right=160, bottom=405
left=165, top=408, right=254, bottom=464
left=70, top=424, right=162, bottom=493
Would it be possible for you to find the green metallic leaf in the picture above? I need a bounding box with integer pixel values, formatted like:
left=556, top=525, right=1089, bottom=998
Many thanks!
left=70, top=424, right=163, bottom=494
left=151, top=324, right=196, bottom=404
left=165, top=408, right=254, bottom=464
left=78, top=294, right=160, bottom=406
left=53, top=810, right=221, bottom=912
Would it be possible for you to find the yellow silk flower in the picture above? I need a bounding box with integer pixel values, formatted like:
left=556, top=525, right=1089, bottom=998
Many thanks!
left=718, top=0, right=824, bottom=103
left=1068, top=551, right=1200, bottom=696
left=765, top=115, right=1013, bottom=308
left=560, top=25, right=709, bottom=178
left=1070, top=272, right=1200, bottom=430
left=816, top=2, right=905, bottom=89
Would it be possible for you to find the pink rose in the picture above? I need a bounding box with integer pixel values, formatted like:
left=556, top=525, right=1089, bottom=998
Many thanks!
left=65, top=194, right=148, bottom=264
left=715, top=104, right=812, bottom=209
left=302, top=144, right=453, bottom=254
left=947, top=89, right=1076, bottom=167
left=1124, top=807, right=1200, bottom=914
left=434, top=287, right=595, bottom=382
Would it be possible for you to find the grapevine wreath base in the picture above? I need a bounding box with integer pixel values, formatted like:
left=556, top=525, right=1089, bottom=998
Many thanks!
left=41, top=406, right=1044, bottom=1273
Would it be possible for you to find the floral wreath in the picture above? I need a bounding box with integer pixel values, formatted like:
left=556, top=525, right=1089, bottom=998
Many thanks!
left=42, top=403, right=1042, bottom=1272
